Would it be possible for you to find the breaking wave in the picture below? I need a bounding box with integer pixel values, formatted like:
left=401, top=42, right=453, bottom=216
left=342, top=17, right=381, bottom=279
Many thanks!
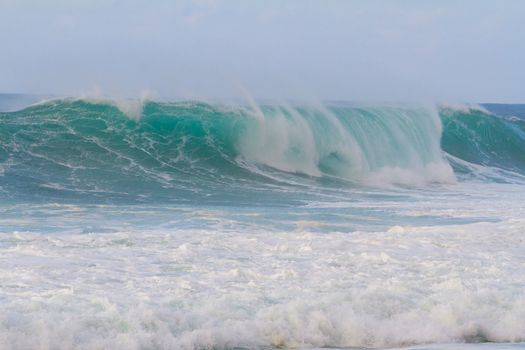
left=1, top=99, right=524, bottom=202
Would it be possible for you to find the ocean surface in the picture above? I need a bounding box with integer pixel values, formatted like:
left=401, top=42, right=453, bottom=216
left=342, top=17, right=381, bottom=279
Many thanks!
left=0, top=95, right=524, bottom=350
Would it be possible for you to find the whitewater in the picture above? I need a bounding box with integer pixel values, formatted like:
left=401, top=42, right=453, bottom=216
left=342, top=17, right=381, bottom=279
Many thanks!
left=0, top=97, right=524, bottom=350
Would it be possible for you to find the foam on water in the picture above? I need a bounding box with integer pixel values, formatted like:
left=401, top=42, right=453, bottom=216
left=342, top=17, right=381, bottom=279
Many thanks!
left=1, top=183, right=524, bottom=349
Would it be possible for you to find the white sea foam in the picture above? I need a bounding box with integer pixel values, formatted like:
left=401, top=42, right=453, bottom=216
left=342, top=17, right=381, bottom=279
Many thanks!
left=1, top=183, right=524, bottom=349
left=367, top=161, right=457, bottom=187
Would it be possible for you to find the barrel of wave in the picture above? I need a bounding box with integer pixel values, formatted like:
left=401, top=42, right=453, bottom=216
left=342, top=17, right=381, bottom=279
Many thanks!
left=236, top=103, right=456, bottom=186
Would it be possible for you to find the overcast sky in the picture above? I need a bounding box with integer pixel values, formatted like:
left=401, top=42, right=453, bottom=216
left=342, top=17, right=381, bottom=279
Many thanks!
left=1, top=0, right=524, bottom=102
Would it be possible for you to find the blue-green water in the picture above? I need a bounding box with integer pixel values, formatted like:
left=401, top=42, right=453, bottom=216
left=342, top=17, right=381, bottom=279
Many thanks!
left=0, top=97, right=524, bottom=349
left=2, top=99, right=524, bottom=204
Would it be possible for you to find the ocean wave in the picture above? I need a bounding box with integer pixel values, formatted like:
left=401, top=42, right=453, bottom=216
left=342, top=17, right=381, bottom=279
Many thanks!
left=0, top=99, right=523, bottom=202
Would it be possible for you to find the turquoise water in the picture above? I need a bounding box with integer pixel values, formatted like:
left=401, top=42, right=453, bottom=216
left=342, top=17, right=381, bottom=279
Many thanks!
left=2, top=99, right=525, bottom=204
left=0, top=98, right=524, bottom=349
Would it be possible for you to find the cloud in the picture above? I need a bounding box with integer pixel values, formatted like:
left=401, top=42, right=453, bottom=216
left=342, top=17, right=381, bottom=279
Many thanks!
left=0, top=1, right=524, bottom=102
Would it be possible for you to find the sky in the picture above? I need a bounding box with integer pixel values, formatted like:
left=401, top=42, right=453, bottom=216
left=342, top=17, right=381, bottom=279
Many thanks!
left=0, top=0, right=524, bottom=102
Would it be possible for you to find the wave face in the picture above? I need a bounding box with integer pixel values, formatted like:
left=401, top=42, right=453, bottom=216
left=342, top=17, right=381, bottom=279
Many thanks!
left=0, top=99, right=524, bottom=202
